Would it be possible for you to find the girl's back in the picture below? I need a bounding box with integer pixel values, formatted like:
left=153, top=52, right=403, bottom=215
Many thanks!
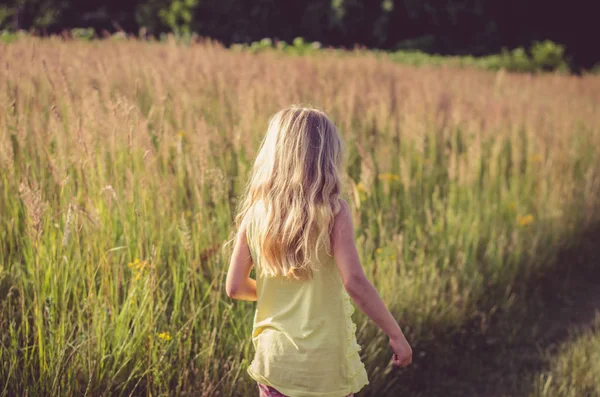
left=246, top=204, right=368, bottom=396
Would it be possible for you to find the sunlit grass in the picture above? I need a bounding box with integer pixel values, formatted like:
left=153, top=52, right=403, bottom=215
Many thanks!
left=0, top=36, right=599, bottom=396
left=530, top=316, right=600, bottom=397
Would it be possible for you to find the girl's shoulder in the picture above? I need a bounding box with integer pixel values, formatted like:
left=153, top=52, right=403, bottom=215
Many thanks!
left=334, top=198, right=352, bottom=226
left=336, top=198, right=351, bottom=215
left=331, top=198, right=354, bottom=246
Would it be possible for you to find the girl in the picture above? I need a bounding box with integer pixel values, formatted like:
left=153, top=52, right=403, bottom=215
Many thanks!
left=226, top=106, right=412, bottom=397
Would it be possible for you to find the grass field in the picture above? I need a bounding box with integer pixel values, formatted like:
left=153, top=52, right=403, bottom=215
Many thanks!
left=531, top=314, right=600, bottom=397
left=1, top=36, right=599, bottom=396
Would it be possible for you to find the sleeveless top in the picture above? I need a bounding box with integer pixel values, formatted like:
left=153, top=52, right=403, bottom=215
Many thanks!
left=246, top=209, right=369, bottom=397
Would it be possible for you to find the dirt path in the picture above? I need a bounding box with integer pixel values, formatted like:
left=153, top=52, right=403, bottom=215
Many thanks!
left=380, top=227, right=600, bottom=397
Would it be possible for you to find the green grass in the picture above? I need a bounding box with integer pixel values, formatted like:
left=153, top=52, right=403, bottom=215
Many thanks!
left=530, top=316, right=600, bottom=397
left=0, top=36, right=599, bottom=396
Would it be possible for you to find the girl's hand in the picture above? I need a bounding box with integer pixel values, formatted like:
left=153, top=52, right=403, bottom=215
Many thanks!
left=390, top=335, right=412, bottom=367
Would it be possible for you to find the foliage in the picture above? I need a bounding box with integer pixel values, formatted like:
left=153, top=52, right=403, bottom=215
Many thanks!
left=70, top=27, right=94, bottom=40
left=0, top=29, right=26, bottom=43
left=530, top=316, right=600, bottom=397
left=0, top=37, right=599, bottom=396
left=0, top=0, right=65, bottom=30
left=157, top=0, right=198, bottom=35
left=530, top=40, right=569, bottom=72
left=238, top=37, right=571, bottom=73
left=237, top=36, right=323, bottom=56
left=0, top=0, right=597, bottom=70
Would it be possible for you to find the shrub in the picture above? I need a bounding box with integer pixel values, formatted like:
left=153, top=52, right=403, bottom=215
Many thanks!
left=70, top=27, right=95, bottom=40
left=530, top=40, right=569, bottom=72
left=0, top=29, right=26, bottom=43
left=502, top=47, right=535, bottom=73
left=237, top=37, right=571, bottom=74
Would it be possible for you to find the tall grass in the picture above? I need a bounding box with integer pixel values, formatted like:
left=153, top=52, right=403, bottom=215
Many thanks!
left=0, top=36, right=599, bottom=396
left=530, top=316, right=600, bottom=397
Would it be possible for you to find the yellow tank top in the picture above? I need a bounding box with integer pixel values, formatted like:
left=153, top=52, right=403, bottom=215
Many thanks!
left=246, top=210, right=369, bottom=397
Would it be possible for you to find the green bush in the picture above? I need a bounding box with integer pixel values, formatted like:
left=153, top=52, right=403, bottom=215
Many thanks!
left=531, top=40, right=569, bottom=72
left=238, top=36, right=570, bottom=74
left=244, top=36, right=322, bottom=56
left=0, top=29, right=26, bottom=43
left=158, top=0, right=198, bottom=35
left=494, top=42, right=569, bottom=73
left=70, top=27, right=95, bottom=41
left=502, top=47, right=535, bottom=73
left=248, top=37, right=273, bottom=53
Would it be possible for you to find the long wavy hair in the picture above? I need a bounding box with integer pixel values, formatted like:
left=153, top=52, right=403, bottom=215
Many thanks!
left=236, top=106, right=343, bottom=280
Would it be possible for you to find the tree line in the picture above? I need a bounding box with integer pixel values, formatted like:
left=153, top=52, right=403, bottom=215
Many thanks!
left=1, top=0, right=597, bottom=70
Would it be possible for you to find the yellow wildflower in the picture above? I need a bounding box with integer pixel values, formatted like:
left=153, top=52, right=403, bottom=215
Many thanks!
left=128, top=258, right=139, bottom=269
left=375, top=248, right=383, bottom=255
left=177, top=130, right=185, bottom=138
left=377, top=173, right=400, bottom=182
left=355, top=182, right=369, bottom=203
left=127, top=258, right=149, bottom=271
left=157, top=332, right=172, bottom=341
left=508, top=202, right=516, bottom=211
left=517, top=214, right=534, bottom=227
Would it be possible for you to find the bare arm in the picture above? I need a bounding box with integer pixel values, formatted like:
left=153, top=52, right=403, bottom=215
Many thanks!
left=225, top=223, right=257, bottom=301
left=332, top=200, right=412, bottom=367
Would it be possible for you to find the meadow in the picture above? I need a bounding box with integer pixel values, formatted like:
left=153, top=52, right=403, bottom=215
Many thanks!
left=0, top=36, right=599, bottom=396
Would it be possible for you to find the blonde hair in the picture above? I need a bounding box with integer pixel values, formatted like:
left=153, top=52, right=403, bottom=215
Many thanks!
left=236, top=106, right=343, bottom=280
